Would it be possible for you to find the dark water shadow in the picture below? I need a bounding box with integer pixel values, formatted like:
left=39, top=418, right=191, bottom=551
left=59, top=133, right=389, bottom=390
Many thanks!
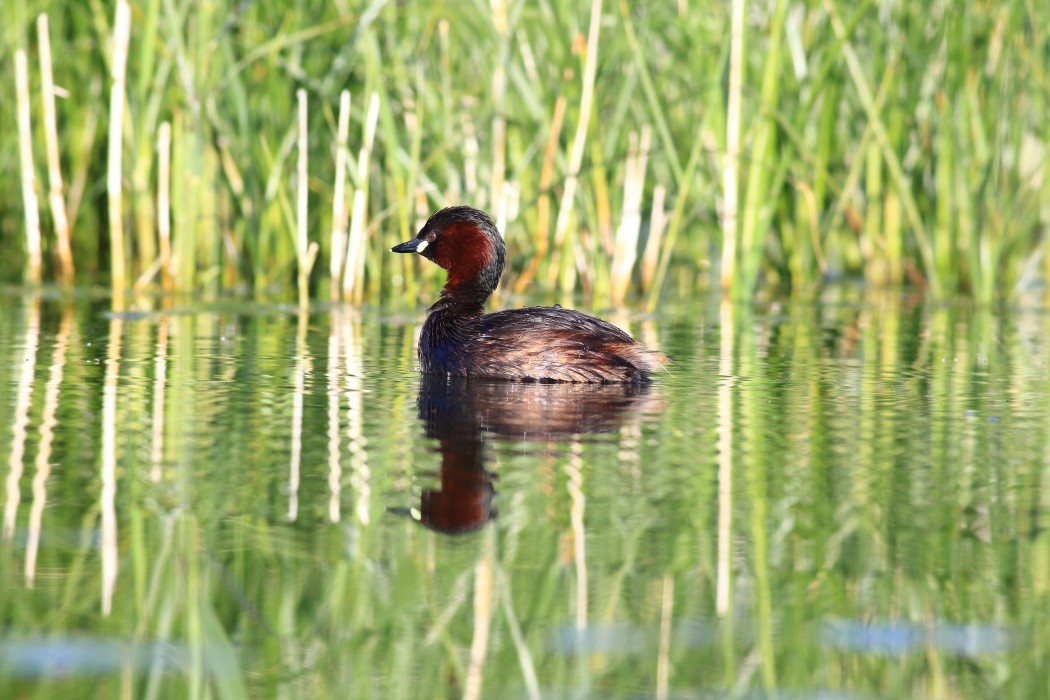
left=391, top=375, right=664, bottom=534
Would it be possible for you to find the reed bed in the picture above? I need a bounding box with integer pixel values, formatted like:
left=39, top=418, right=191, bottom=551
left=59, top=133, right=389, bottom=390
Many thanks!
left=0, top=0, right=1047, bottom=302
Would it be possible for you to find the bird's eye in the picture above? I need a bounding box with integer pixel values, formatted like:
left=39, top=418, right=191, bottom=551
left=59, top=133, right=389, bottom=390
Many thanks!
left=426, top=232, right=437, bottom=242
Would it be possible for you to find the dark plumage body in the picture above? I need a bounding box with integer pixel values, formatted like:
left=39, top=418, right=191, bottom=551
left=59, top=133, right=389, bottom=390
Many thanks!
left=392, top=206, right=667, bottom=383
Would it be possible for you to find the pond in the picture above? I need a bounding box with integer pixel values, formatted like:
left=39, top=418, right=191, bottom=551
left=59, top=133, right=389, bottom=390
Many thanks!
left=0, top=290, right=1046, bottom=698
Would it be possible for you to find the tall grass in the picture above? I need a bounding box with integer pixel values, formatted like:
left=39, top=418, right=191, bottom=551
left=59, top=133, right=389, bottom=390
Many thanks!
left=0, top=0, right=1047, bottom=302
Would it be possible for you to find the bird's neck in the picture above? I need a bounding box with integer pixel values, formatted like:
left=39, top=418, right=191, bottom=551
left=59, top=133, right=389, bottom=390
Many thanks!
left=428, top=279, right=492, bottom=318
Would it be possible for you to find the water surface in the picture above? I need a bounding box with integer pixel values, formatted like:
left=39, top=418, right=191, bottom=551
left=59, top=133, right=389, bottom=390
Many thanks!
left=0, top=291, right=1046, bottom=698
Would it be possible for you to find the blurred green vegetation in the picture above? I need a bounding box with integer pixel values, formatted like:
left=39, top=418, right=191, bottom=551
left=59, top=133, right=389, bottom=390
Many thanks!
left=0, top=0, right=1048, bottom=301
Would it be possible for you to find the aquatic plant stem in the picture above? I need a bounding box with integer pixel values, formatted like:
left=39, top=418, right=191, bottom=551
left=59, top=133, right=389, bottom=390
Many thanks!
left=343, top=91, right=380, bottom=303
left=739, top=0, right=788, bottom=294
left=513, top=95, right=566, bottom=294
left=549, top=0, right=603, bottom=292
left=619, top=0, right=683, bottom=184
left=490, top=0, right=509, bottom=222
left=37, top=14, right=74, bottom=283
left=823, top=0, right=933, bottom=288
left=645, top=132, right=706, bottom=313
left=331, top=90, right=351, bottom=299
left=295, top=89, right=318, bottom=309
left=157, top=122, right=173, bottom=292
left=107, top=0, right=132, bottom=295
left=640, top=185, right=667, bottom=292
left=611, top=126, right=651, bottom=304
left=15, top=50, right=42, bottom=285
left=721, top=0, right=747, bottom=292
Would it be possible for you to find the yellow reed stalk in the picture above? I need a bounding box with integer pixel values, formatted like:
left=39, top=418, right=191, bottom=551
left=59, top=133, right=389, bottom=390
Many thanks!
left=15, top=51, right=42, bottom=284
left=490, top=0, right=509, bottom=219
left=512, top=95, right=566, bottom=294
left=342, top=91, right=380, bottom=303
left=157, top=121, right=173, bottom=292
left=611, top=125, right=651, bottom=304
left=641, top=184, right=667, bottom=291
left=37, top=14, right=74, bottom=283
left=296, top=89, right=319, bottom=308
left=721, top=0, right=746, bottom=291
left=66, top=78, right=101, bottom=233
left=297, top=89, right=309, bottom=264
left=108, top=0, right=132, bottom=295
left=331, top=90, right=351, bottom=299
left=548, top=0, right=603, bottom=292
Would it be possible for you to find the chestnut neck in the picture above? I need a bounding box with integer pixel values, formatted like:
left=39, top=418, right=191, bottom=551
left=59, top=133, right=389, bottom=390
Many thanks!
left=426, top=220, right=505, bottom=318
left=430, top=276, right=495, bottom=317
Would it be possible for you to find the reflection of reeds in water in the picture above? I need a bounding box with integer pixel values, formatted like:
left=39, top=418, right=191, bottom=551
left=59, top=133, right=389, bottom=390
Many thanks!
left=496, top=563, right=541, bottom=697
left=288, top=312, right=311, bottom=522
left=150, top=316, right=170, bottom=482
left=716, top=298, right=734, bottom=618
left=567, top=439, right=587, bottom=631
left=327, top=311, right=342, bottom=523
left=4, top=300, right=40, bottom=539
left=740, top=305, right=776, bottom=689
left=101, top=314, right=124, bottom=615
left=463, top=551, right=494, bottom=700
left=25, top=309, right=71, bottom=587
left=341, top=312, right=370, bottom=525
left=5, top=297, right=1050, bottom=694
left=656, top=574, right=674, bottom=700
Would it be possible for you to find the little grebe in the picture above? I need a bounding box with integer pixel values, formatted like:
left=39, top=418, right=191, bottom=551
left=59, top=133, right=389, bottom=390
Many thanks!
left=391, top=206, right=667, bottom=383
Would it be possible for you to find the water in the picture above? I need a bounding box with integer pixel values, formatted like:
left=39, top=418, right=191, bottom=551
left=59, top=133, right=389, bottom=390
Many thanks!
left=0, top=290, right=1047, bottom=698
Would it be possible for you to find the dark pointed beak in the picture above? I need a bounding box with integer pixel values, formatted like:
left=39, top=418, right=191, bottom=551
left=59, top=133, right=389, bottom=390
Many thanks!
left=391, top=238, right=425, bottom=254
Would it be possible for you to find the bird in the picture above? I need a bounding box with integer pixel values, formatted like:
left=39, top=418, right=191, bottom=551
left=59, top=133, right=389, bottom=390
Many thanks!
left=391, top=206, right=668, bottom=383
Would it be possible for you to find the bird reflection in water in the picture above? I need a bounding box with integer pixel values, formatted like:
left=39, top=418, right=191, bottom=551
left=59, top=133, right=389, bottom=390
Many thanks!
left=390, top=375, right=663, bottom=534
